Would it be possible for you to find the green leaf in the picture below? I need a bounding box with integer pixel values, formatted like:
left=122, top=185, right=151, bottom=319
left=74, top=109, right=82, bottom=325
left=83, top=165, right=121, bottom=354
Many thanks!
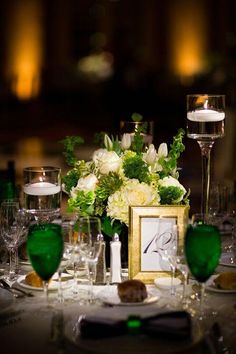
left=131, top=112, right=143, bottom=122
left=62, top=169, right=81, bottom=193
left=60, top=136, right=84, bottom=166
left=158, top=129, right=185, bottom=176
left=101, top=216, right=124, bottom=238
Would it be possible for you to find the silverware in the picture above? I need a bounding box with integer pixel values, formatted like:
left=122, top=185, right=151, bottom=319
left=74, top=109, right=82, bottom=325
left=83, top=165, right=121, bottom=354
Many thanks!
left=0, top=281, right=24, bottom=298
left=0, top=278, right=34, bottom=297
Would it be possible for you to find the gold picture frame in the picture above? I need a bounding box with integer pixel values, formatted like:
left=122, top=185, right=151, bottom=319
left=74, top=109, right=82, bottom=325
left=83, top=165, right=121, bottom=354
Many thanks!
left=128, top=205, right=189, bottom=283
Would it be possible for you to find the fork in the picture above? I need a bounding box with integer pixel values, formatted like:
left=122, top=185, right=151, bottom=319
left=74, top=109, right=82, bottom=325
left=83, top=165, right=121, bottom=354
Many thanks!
left=0, top=278, right=34, bottom=297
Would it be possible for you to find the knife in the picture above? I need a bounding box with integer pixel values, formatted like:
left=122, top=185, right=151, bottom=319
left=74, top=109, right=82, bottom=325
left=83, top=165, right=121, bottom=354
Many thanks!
left=0, top=278, right=34, bottom=297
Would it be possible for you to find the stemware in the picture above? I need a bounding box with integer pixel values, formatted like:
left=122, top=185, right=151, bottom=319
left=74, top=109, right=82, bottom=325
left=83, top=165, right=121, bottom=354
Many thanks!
left=187, top=94, right=225, bottom=221
left=157, top=220, right=178, bottom=296
left=185, top=223, right=221, bottom=319
left=27, top=223, right=63, bottom=306
left=0, top=201, right=28, bottom=280
left=175, top=248, right=190, bottom=308
left=77, top=216, right=102, bottom=303
left=56, top=214, right=77, bottom=303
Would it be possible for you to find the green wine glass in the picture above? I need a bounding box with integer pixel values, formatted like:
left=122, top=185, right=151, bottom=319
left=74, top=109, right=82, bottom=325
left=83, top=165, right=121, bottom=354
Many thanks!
left=185, top=223, right=221, bottom=319
left=27, top=223, right=63, bottom=304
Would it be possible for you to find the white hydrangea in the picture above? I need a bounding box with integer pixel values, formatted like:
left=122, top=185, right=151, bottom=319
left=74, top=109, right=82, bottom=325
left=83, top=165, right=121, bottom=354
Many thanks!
left=107, top=179, right=160, bottom=225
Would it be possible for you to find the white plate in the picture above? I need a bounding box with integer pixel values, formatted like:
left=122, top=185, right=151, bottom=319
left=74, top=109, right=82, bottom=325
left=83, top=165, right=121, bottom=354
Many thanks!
left=98, top=287, right=159, bottom=306
left=0, top=288, right=14, bottom=313
left=16, top=274, right=73, bottom=291
left=206, top=275, right=236, bottom=293
left=154, top=277, right=181, bottom=290
left=64, top=311, right=202, bottom=354
left=219, top=254, right=236, bottom=268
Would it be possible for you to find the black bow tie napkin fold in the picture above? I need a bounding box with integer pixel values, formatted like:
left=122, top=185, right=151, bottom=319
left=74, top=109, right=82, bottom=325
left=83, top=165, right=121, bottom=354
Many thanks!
left=79, top=311, right=192, bottom=340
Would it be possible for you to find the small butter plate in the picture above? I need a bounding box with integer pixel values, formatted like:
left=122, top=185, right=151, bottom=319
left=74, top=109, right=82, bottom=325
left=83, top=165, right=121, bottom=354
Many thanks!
left=205, top=275, right=236, bottom=294
left=17, top=274, right=73, bottom=291
left=154, top=277, right=181, bottom=290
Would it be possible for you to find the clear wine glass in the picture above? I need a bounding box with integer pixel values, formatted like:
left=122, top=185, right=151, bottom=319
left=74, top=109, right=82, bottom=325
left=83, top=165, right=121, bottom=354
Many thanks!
left=27, top=223, right=64, bottom=307
left=185, top=223, right=221, bottom=320
left=176, top=247, right=189, bottom=308
left=0, top=201, right=28, bottom=281
left=157, top=221, right=178, bottom=296
left=77, top=216, right=102, bottom=303
left=56, top=214, right=77, bottom=303
left=187, top=94, right=225, bottom=221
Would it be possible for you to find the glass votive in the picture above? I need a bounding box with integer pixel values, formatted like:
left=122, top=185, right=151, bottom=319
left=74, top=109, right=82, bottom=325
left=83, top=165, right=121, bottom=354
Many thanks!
left=120, top=120, right=154, bottom=146
left=23, top=166, right=61, bottom=219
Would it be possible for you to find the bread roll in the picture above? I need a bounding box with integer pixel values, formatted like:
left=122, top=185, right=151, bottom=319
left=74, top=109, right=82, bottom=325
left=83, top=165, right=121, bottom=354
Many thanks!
left=25, top=271, right=44, bottom=288
left=214, top=272, right=236, bottom=290
left=117, top=279, right=148, bottom=303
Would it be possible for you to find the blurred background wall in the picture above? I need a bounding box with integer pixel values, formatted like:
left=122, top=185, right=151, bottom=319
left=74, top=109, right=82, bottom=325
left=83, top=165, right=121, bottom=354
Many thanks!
left=0, top=0, right=236, bottom=212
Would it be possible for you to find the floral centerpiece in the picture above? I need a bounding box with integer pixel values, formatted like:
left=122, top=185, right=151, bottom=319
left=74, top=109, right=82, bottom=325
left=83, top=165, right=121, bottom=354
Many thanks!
left=61, top=118, right=189, bottom=242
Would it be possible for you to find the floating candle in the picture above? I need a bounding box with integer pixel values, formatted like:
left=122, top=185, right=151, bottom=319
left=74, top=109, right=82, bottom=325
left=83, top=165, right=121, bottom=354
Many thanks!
left=187, top=109, right=225, bottom=122
left=23, top=182, right=61, bottom=196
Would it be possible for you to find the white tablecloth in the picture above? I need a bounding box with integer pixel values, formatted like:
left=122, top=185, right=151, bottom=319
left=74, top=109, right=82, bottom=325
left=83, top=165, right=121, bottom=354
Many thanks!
left=0, top=261, right=236, bottom=354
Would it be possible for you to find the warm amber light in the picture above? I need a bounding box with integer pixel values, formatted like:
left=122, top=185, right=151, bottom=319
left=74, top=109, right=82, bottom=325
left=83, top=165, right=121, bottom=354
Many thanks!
left=5, top=0, right=43, bottom=100
left=168, top=1, right=207, bottom=78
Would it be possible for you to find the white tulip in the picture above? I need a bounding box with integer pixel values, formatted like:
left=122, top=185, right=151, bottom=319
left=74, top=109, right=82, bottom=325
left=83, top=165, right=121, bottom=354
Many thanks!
left=121, top=133, right=131, bottom=150
left=158, top=143, right=168, bottom=157
left=104, top=134, right=113, bottom=151
left=145, top=144, right=157, bottom=164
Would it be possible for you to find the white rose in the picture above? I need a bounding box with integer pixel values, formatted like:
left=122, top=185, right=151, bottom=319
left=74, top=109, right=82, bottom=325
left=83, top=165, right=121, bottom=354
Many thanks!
left=92, top=148, right=107, bottom=163
left=76, top=174, right=98, bottom=191
left=95, top=150, right=121, bottom=174
left=70, top=173, right=98, bottom=199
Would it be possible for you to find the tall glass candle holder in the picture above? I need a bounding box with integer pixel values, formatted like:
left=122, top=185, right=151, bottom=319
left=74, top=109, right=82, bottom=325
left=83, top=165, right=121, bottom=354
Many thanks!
left=187, top=94, right=225, bottom=220
left=23, top=166, right=61, bottom=221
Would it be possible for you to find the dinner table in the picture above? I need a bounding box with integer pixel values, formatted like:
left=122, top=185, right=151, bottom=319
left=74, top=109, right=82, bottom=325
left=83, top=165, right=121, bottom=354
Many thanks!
left=0, top=238, right=236, bottom=354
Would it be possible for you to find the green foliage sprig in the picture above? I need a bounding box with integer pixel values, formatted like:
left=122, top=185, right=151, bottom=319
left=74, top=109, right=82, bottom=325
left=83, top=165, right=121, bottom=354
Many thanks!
left=123, top=154, right=150, bottom=183
left=60, top=136, right=84, bottom=166
left=158, top=128, right=185, bottom=178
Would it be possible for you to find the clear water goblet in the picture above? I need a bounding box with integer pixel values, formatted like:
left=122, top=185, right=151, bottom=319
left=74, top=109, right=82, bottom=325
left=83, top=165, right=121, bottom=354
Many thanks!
left=157, top=221, right=178, bottom=296
left=0, top=201, right=28, bottom=280
left=77, top=216, right=102, bottom=304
